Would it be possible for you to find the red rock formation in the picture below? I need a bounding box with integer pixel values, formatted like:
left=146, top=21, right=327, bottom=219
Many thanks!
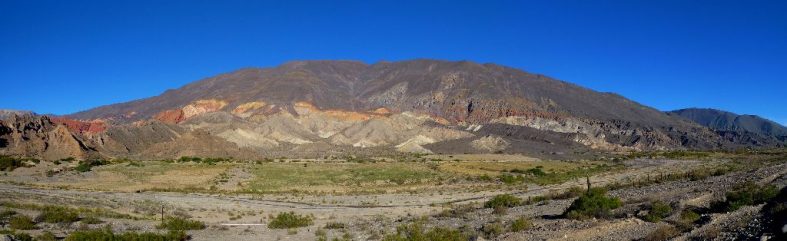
left=49, top=117, right=107, bottom=134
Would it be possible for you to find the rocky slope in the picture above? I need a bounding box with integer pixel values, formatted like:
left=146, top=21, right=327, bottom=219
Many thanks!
left=1, top=60, right=779, bottom=160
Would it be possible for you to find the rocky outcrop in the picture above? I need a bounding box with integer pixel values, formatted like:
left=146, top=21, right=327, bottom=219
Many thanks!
left=0, top=114, right=91, bottom=160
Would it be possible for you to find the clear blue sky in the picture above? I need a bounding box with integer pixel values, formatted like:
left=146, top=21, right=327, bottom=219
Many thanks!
left=1, top=0, right=786, bottom=125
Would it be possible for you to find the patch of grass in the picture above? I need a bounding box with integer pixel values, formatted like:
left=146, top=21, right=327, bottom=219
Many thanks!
left=643, top=225, right=679, bottom=241
left=436, top=204, right=475, bottom=218
left=9, top=215, right=36, bottom=230
left=36, top=231, right=56, bottom=241
left=1, top=202, right=138, bottom=220
left=268, top=212, right=313, bottom=229
left=80, top=215, right=103, bottom=224
left=382, top=222, right=467, bottom=241
left=643, top=201, right=672, bottom=223
left=248, top=162, right=445, bottom=193
left=441, top=160, right=618, bottom=185
left=65, top=229, right=187, bottom=241
left=498, top=174, right=525, bottom=185
left=564, top=188, right=621, bottom=220
left=9, top=232, right=33, bottom=241
left=484, top=194, right=522, bottom=209
left=510, top=167, right=546, bottom=176
left=0, top=209, right=16, bottom=220
left=509, top=217, right=531, bottom=232
left=156, top=217, right=205, bottom=230
left=35, top=206, right=80, bottom=223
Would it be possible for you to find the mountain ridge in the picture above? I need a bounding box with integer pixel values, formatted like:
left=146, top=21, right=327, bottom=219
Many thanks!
left=668, top=108, right=787, bottom=141
left=2, top=59, right=783, bottom=160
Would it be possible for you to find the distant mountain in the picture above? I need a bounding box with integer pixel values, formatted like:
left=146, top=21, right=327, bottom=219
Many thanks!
left=1, top=60, right=780, bottom=160
left=668, top=108, right=787, bottom=142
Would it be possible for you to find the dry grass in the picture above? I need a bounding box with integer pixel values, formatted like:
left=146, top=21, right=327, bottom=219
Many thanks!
left=48, top=161, right=230, bottom=192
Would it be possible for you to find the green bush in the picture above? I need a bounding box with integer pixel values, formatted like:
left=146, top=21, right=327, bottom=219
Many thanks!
left=74, top=159, right=108, bottom=172
left=564, top=188, right=621, bottom=220
left=675, top=209, right=701, bottom=230
left=484, top=194, right=522, bottom=209
left=65, top=229, right=187, bottom=241
left=36, top=206, right=80, bottom=223
left=268, top=212, right=313, bottom=229
left=12, top=232, right=33, bottom=241
left=0, top=156, right=30, bottom=171
left=721, top=183, right=778, bottom=211
left=157, top=217, right=205, bottom=231
left=510, top=217, right=531, bottom=232
left=9, top=215, right=36, bottom=230
left=643, top=201, right=672, bottom=222
left=383, top=222, right=467, bottom=241
left=481, top=221, right=503, bottom=238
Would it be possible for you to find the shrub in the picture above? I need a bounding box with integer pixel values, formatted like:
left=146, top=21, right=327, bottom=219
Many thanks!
left=324, top=221, right=346, bottom=229
left=679, top=210, right=700, bottom=223
left=643, top=201, right=672, bottom=222
left=65, top=229, right=187, bottom=241
left=675, top=209, right=701, bottom=230
left=9, top=215, right=36, bottom=230
left=268, top=212, right=313, bottom=229
left=0, top=156, right=29, bottom=171
left=36, top=206, right=80, bottom=223
left=156, top=217, right=206, bottom=230
left=564, top=188, right=621, bottom=220
left=510, top=217, right=531, bottom=232
left=484, top=194, right=522, bottom=209
left=382, top=222, right=466, bottom=241
left=481, top=221, right=504, bottom=238
left=643, top=225, right=679, bottom=241
left=74, top=159, right=108, bottom=172
left=11, top=233, right=33, bottom=241
left=721, top=183, right=778, bottom=211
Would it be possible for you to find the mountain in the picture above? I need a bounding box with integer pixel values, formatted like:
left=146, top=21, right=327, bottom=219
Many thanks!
left=1, top=59, right=778, bottom=160
left=668, top=108, right=787, bottom=143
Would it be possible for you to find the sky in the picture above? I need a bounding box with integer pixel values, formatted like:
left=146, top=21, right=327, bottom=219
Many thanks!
left=1, top=0, right=786, bottom=125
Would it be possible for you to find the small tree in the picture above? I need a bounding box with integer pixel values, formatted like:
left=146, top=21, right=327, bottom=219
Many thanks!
left=564, top=187, right=621, bottom=219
